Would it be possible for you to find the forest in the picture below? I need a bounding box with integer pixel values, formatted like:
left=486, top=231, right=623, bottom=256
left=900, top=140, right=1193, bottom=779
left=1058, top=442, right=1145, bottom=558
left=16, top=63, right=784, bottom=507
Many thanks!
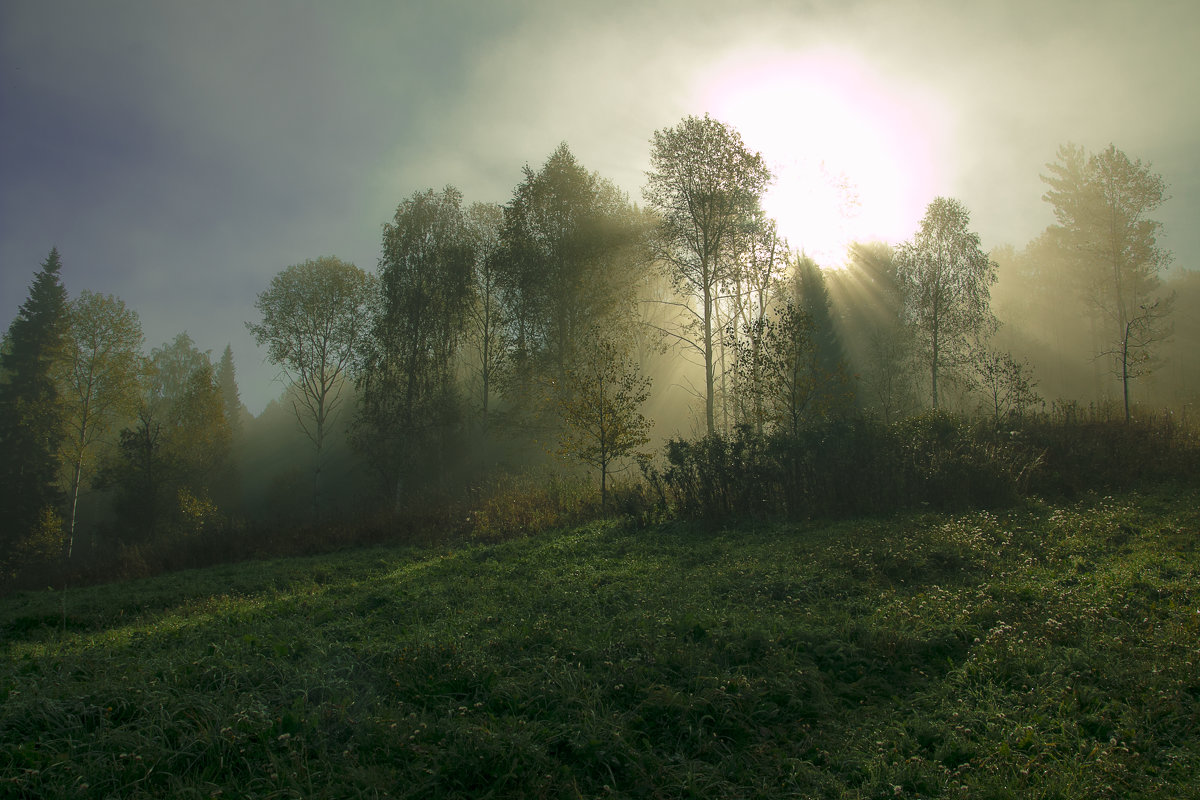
left=2, top=115, right=1197, bottom=588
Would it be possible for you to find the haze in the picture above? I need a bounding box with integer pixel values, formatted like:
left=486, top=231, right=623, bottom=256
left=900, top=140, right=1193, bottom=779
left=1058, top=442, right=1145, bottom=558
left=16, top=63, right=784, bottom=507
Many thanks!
left=2, top=0, right=1198, bottom=415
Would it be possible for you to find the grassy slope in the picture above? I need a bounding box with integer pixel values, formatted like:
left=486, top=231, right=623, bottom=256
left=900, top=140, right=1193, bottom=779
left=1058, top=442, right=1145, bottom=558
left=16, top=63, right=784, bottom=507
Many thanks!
left=2, top=487, right=1198, bottom=799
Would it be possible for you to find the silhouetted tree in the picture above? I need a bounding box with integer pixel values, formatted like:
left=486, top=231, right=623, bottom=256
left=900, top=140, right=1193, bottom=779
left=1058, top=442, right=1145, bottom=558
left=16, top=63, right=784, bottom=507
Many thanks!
left=792, top=254, right=851, bottom=411
left=895, top=198, right=998, bottom=409
left=1042, top=143, right=1173, bottom=420
left=556, top=333, right=652, bottom=507
left=834, top=242, right=916, bottom=423
left=463, top=202, right=507, bottom=434
left=248, top=256, right=372, bottom=511
left=359, top=187, right=473, bottom=503
left=644, top=114, right=771, bottom=433
left=215, top=344, right=246, bottom=439
left=971, top=351, right=1041, bottom=428
left=498, top=144, right=648, bottom=413
left=0, top=248, right=69, bottom=570
left=733, top=300, right=849, bottom=437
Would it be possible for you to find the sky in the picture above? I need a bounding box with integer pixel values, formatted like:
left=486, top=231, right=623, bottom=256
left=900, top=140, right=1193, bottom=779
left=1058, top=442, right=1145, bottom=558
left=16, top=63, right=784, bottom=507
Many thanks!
left=3, top=0, right=1197, bottom=415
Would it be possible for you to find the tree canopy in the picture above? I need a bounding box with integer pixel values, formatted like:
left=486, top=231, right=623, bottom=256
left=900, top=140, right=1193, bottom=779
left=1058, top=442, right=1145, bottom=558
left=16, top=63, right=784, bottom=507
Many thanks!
left=0, top=248, right=70, bottom=565
left=248, top=256, right=373, bottom=509
left=644, top=114, right=772, bottom=434
left=895, top=198, right=997, bottom=409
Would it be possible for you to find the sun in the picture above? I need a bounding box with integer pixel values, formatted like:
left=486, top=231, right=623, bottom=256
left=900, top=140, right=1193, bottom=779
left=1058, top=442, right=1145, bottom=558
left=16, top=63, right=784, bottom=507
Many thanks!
left=699, top=49, right=944, bottom=267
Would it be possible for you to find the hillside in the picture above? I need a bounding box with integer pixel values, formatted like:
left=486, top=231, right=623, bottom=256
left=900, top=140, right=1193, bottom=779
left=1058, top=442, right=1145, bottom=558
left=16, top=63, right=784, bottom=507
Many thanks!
left=2, top=487, right=1198, bottom=799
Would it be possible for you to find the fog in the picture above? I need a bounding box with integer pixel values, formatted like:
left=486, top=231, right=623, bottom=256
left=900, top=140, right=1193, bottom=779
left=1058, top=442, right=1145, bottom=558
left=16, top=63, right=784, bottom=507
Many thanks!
left=3, top=1, right=1199, bottom=583
left=3, top=0, right=1199, bottom=416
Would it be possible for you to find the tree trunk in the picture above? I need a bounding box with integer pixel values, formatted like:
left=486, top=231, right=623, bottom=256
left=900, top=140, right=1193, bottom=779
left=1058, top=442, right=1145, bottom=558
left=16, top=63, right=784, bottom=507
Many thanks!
left=66, top=454, right=83, bottom=560
left=931, top=334, right=940, bottom=410
left=314, top=395, right=325, bottom=518
left=1122, top=319, right=1132, bottom=423
left=703, top=282, right=715, bottom=434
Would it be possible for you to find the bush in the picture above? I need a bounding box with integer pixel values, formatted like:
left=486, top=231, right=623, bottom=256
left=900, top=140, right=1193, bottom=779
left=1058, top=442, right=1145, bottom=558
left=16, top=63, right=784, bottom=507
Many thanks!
left=652, top=413, right=1038, bottom=521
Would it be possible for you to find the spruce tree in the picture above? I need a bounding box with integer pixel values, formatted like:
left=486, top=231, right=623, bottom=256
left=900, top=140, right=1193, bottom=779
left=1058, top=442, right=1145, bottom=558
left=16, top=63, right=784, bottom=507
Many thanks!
left=215, top=344, right=245, bottom=438
left=0, top=248, right=70, bottom=563
left=792, top=255, right=852, bottom=414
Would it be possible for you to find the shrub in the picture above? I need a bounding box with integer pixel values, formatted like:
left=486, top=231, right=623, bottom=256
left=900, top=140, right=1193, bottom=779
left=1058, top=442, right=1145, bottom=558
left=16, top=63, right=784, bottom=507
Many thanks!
left=653, top=412, right=1037, bottom=521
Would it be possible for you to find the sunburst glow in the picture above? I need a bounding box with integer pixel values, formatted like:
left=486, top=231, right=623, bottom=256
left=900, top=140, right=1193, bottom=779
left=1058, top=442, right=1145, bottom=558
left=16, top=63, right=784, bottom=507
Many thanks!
left=700, top=50, right=944, bottom=267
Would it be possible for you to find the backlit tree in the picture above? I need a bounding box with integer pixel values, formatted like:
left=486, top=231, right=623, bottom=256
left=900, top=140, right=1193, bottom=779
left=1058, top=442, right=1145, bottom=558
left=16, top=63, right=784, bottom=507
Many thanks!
left=644, top=114, right=771, bottom=433
left=895, top=198, right=998, bottom=409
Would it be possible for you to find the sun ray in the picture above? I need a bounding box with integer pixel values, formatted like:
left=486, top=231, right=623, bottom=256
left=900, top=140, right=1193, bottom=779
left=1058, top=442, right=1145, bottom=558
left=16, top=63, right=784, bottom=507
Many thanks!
left=698, top=49, right=945, bottom=267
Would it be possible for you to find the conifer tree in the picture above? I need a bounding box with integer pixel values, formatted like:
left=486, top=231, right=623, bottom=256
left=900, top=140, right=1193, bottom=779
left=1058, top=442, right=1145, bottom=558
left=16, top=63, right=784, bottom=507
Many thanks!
left=0, top=248, right=70, bottom=566
left=215, top=344, right=245, bottom=438
left=792, top=255, right=852, bottom=413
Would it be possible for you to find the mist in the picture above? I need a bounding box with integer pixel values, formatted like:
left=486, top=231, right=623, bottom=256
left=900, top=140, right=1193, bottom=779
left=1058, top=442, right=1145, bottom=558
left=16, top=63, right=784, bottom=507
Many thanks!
left=2, top=0, right=1198, bottom=584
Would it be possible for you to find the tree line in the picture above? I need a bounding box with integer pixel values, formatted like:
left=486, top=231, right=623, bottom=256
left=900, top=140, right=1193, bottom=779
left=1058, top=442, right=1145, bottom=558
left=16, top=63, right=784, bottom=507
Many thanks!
left=1, top=116, right=1191, bottom=583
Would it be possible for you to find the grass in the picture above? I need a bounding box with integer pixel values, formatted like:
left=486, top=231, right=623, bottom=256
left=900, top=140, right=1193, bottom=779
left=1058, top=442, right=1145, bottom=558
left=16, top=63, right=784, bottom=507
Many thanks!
left=2, top=485, right=1198, bottom=798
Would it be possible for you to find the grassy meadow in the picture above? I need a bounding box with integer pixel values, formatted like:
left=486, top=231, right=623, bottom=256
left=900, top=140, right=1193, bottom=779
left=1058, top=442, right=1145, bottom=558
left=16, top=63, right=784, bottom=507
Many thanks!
left=2, top=485, right=1198, bottom=799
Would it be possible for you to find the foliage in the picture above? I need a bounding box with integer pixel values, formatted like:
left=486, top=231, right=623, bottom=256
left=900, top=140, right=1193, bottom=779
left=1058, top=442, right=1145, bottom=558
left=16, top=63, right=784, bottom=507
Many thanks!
left=58, top=290, right=144, bottom=559
left=644, top=114, right=772, bottom=433
left=1019, top=402, right=1200, bottom=497
left=971, top=350, right=1041, bottom=428
left=1041, top=143, right=1173, bottom=419
left=248, top=256, right=373, bottom=510
left=895, top=198, right=998, bottom=409
left=466, top=471, right=595, bottom=543
left=731, top=299, right=852, bottom=437
left=0, top=248, right=69, bottom=565
left=462, top=201, right=507, bottom=432
left=2, top=488, right=1197, bottom=799
left=651, top=412, right=1033, bottom=522
left=358, top=187, right=476, bottom=501
left=500, top=145, right=646, bottom=371
left=215, top=343, right=246, bottom=439
left=495, top=144, right=649, bottom=437
left=99, top=336, right=232, bottom=545
left=555, top=334, right=652, bottom=506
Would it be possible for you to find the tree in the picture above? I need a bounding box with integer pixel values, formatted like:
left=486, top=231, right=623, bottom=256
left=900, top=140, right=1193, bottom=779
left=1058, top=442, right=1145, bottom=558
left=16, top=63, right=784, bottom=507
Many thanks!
left=463, top=202, right=507, bottom=433
left=103, top=335, right=231, bottom=542
left=732, top=300, right=849, bottom=437
left=834, top=242, right=917, bottom=423
left=358, top=187, right=474, bottom=501
left=148, top=331, right=208, bottom=409
left=215, top=344, right=246, bottom=439
left=718, top=213, right=788, bottom=432
left=791, top=254, right=851, bottom=410
left=1042, top=143, right=1173, bottom=419
left=1103, top=298, right=1173, bottom=422
left=0, top=248, right=69, bottom=567
left=895, top=198, right=998, bottom=409
left=556, top=333, right=652, bottom=507
left=59, top=291, right=144, bottom=558
left=248, top=256, right=372, bottom=511
left=643, top=114, right=772, bottom=433
left=971, top=351, right=1040, bottom=428
left=498, top=144, right=648, bottom=400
